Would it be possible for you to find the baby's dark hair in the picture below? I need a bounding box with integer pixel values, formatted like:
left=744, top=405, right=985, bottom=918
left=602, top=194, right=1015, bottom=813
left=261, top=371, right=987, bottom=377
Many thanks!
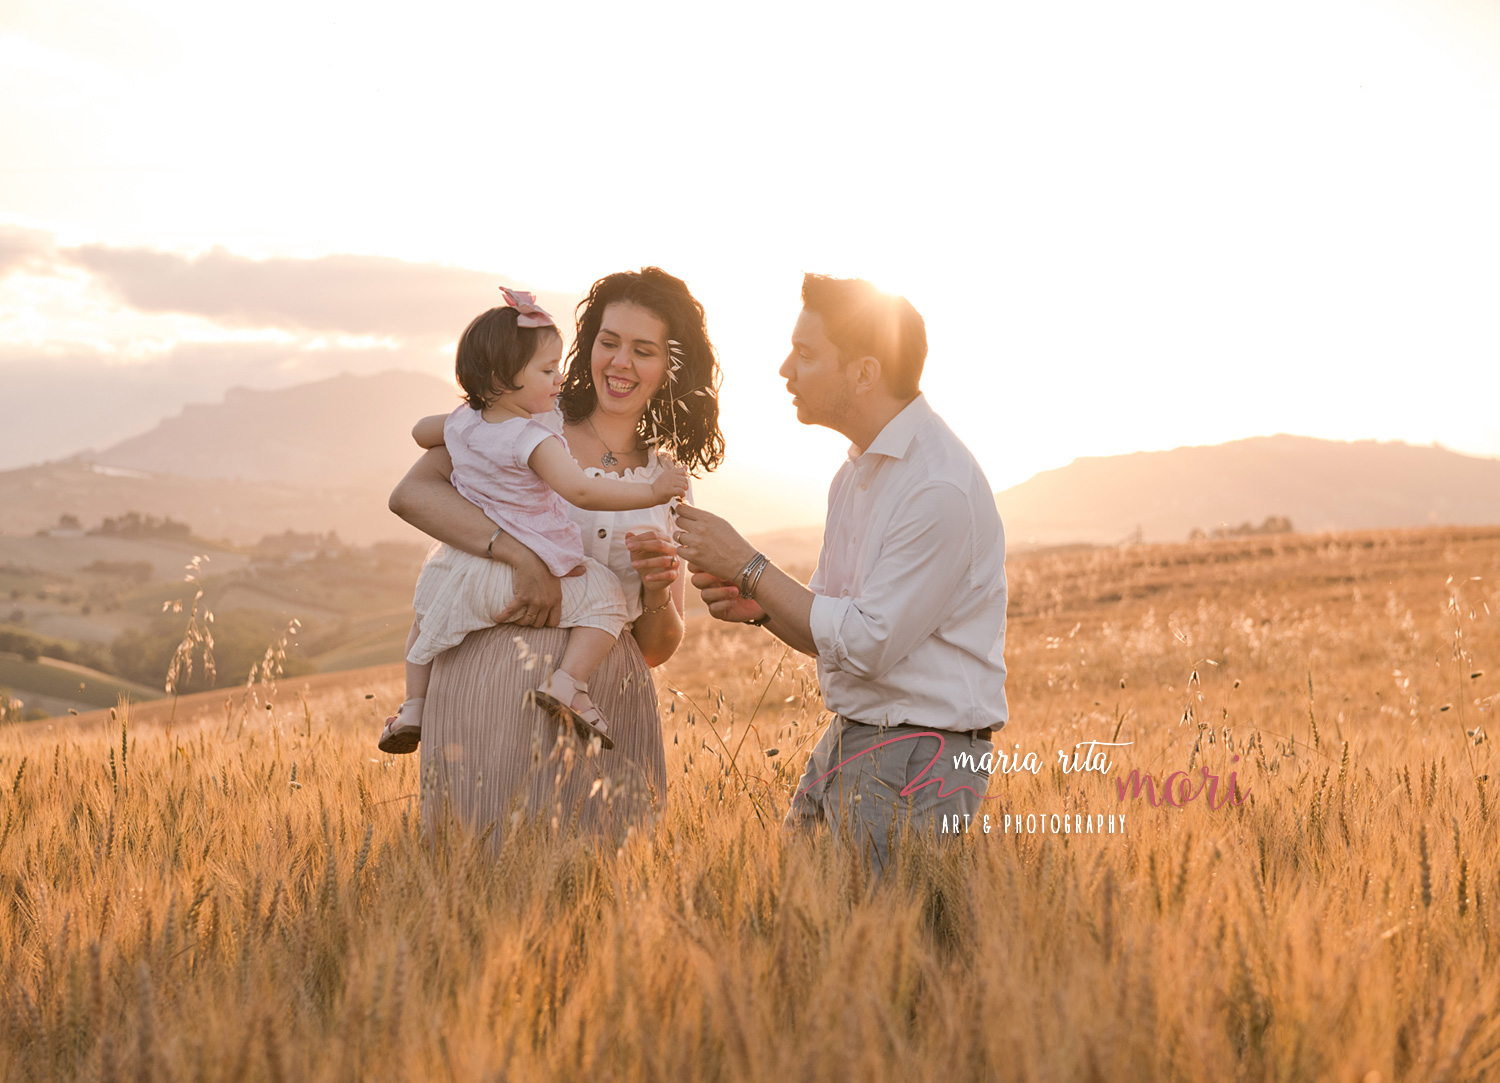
left=455, top=307, right=562, bottom=410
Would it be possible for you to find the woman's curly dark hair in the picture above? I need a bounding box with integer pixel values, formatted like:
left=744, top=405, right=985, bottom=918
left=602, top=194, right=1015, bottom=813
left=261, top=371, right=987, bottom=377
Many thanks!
left=559, top=267, right=725, bottom=474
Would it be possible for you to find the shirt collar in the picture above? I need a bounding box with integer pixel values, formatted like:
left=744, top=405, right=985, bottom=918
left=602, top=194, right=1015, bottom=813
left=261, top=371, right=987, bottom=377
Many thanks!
left=847, top=394, right=930, bottom=462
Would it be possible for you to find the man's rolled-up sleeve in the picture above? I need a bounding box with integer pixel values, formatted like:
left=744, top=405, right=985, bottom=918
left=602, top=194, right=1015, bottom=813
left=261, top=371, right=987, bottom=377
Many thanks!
left=808, top=481, right=973, bottom=681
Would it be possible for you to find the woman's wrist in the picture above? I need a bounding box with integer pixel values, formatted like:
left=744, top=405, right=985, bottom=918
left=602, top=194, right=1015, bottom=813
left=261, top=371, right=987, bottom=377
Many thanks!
left=486, top=531, right=542, bottom=572
left=640, top=586, right=673, bottom=616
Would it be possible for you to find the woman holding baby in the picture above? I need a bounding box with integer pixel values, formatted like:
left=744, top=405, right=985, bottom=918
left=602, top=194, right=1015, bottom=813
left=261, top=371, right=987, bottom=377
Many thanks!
left=388, top=267, right=723, bottom=841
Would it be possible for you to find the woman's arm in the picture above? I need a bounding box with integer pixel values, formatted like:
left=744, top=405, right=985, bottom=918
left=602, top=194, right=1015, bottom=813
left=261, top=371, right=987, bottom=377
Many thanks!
left=625, top=529, right=686, bottom=666
left=388, top=448, right=571, bottom=627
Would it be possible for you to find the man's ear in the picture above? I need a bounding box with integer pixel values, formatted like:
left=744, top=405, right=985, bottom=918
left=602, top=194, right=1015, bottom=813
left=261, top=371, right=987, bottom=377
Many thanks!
left=849, top=355, right=882, bottom=395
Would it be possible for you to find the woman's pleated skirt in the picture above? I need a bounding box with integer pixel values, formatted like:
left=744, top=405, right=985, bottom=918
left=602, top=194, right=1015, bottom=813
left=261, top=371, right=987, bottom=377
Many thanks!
left=418, top=623, right=667, bottom=845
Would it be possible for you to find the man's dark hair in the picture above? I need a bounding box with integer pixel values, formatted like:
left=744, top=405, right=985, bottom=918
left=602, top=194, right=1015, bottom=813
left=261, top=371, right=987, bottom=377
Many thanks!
left=455, top=307, right=561, bottom=411
left=800, top=274, right=927, bottom=398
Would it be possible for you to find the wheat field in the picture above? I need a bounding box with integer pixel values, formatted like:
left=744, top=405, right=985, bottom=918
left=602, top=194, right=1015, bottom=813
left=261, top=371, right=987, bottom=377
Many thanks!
left=3, top=526, right=1499, bottom=1082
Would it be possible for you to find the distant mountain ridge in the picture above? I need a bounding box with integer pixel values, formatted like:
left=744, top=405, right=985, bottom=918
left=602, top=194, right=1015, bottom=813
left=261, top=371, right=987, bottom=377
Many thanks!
left=0, top=370, right=829, bottom=543
left=91, top=370, right=462, bottom=487
left=5, top=378, right=1496, bottom=548
left=995, top=434, right=1500, bottom=546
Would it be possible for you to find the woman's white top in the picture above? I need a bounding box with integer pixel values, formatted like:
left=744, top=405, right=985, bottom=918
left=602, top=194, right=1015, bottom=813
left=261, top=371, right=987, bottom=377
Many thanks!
left=535, top=408, right=685, bottom=624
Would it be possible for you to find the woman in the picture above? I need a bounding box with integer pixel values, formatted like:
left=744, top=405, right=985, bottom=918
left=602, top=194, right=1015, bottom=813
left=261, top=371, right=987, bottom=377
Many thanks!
left=388, top=268, right=724, bottom=841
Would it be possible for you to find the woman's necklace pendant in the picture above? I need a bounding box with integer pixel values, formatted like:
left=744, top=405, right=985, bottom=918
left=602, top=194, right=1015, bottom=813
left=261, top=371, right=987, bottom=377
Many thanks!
left=600, top=450, right=618, bottom=468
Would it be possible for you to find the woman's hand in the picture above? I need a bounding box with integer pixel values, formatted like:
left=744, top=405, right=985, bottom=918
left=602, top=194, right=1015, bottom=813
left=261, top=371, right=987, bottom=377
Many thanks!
left=626, top=528, right=686, bottom=666
left=496, top=546, right=571, bottom=627
left=625, top=529, right=680, bottom=599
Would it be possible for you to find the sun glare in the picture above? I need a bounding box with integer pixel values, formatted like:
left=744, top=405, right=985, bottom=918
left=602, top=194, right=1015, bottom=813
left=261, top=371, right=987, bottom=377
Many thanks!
left=1, top=0, right=1499, bottom=493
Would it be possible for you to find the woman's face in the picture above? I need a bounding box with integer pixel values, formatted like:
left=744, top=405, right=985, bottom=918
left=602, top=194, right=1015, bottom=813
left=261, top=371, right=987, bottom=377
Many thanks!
left=589, top=301, right=669, bottom=424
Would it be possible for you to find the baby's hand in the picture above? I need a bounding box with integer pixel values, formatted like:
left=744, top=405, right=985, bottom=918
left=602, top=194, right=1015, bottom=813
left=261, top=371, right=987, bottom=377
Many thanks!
left=650, top=459, right=691, bottom=505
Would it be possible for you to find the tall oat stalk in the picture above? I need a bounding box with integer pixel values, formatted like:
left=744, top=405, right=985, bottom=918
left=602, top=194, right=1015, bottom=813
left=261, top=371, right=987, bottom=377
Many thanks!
left=163, top=555, right=215, bottom=730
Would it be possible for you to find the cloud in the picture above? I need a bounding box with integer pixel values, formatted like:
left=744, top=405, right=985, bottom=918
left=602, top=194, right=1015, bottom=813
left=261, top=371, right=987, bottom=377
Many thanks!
left=1, top=226, right=581, bottom=339
left=0, top=223, right=57, bottom=277
left=62, top=243, right=580, bottom=339
left=0, top=232, right=585, bottom=472
left=0, top=339, right=450, bottom=472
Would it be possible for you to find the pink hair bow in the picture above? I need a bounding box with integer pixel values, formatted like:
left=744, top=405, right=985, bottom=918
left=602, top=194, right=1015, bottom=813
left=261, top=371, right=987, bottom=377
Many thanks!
left=498, top=286, right=556, bottom=329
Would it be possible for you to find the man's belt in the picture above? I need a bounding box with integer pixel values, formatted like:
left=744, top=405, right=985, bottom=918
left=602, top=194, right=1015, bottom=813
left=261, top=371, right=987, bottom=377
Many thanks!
left=836, top=715, right=993, bottom=742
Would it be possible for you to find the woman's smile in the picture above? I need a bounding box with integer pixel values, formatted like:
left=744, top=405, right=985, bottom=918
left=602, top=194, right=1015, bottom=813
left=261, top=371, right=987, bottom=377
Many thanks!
left=603, top=374, right=640, bottom=398
left=591, top=301, right=669, bottom=416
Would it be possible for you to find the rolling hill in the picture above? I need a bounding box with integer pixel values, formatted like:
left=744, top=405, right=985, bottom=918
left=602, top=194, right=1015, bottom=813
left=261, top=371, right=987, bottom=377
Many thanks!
left=0, top=369, right=830, bottom=541
left=0, top=459, right=421, bottom=545
left=995, top=434, right=1500, bottom=545
left=92, top=369, right=462, bottom=487
left=0, top=371, right=459, bottom=544
left=7, top=367, right=1499, bottom=550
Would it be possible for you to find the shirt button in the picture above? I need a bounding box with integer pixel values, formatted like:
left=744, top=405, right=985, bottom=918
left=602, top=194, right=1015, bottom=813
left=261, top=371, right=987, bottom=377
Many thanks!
left=597, top=528, right=608, bottom=539
left=841, top=588, right=849, bottom=597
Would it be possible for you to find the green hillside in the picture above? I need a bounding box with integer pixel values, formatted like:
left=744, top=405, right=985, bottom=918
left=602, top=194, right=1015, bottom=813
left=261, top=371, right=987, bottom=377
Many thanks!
left=0, top=653, right=164, bottom=710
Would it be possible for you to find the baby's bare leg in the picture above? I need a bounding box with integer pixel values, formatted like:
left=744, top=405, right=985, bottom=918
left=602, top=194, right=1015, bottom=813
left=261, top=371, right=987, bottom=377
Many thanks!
left=530, top=627, right=619, bottom=748
left=555, top=627, right=614, bottom=716
left=405, top=617, right=431, bottom=700
left=557, top=627, right=615, bottom=688
left=378, top=618, right=428, bottom=754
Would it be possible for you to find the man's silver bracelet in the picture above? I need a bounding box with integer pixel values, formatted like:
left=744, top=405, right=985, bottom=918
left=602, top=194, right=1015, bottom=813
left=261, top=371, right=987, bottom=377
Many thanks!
left=737, top=552, right=769, bottom=599
left=746, top=559, right=769, bottom=598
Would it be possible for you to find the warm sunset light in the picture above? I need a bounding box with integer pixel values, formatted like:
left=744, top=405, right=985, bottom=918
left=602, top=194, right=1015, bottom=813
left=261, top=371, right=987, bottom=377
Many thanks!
left=8, top=5, right=1500, bottom=1078
left=4, top=0, right=1499, bottom=530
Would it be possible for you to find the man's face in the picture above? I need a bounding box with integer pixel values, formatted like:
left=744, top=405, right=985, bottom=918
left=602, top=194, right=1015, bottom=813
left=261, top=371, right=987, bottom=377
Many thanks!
left=779, top=309, right=854, bottom=430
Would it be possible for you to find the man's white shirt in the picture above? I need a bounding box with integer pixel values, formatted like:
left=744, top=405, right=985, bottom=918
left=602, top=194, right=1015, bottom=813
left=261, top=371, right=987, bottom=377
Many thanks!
left=807, top=394, right=1008, bottom=733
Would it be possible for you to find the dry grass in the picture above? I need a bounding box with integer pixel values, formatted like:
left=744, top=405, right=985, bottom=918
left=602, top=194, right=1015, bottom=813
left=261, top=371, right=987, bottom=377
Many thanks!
left=3, top=525, right=1500, bottom=1081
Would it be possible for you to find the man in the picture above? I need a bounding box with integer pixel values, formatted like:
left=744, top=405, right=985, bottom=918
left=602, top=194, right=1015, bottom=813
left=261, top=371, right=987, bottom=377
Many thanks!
left=673, top=274, right=1008, bottom=871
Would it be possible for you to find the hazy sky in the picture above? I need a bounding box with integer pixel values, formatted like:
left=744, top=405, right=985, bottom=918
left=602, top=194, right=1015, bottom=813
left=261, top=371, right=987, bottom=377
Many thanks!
left=3, top=0, right=1499, bottom=526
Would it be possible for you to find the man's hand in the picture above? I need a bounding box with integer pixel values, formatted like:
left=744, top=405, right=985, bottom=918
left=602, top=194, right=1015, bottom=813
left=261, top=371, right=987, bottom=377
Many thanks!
left=495, top=546, right=582, bottom=628
left=690, top=571, right=767, bottom=625
left=673, top=504, right=756, bottom=582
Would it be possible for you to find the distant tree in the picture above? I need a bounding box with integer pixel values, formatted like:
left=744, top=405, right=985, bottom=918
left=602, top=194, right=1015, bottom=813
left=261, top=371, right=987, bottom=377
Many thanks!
left=0, top=629, right=111, bottom=672
left=253, top=530, right=344, bottom=558
left=57, top=513, right=81, bottom=531
left=1211, top=516, right=1296, bottom=539
left=91, top=512, right=191, bottom=540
